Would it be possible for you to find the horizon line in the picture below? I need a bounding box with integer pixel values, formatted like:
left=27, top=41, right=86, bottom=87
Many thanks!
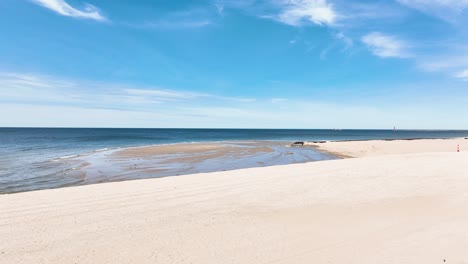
left=1, top=126, right=468, bottom=131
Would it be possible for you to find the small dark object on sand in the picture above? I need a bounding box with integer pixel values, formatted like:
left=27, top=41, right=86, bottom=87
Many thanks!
left=291, top=141, right=304, bottom=146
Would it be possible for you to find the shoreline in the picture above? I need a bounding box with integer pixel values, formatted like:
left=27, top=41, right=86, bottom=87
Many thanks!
left=2, top=140, right=336, bottom=195
left=51, top=136, right=468, bottom=160
left=91, top=136, right=468, bottom=156
left=47, top=136, right=466, bottom=164
left=3, top=137, right=467, bottom=194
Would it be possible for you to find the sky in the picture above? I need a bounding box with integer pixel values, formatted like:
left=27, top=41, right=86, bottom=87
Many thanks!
left=1, top=0, right=468, bottom=129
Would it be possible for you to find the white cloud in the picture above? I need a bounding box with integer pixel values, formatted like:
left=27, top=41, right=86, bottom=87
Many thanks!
left=31, top=0, right=106, bottom=21
left=417, top=49, right=468, bottom=81
left=0, top=72, right=74, bottom=89
left=362, top=32, right=410, bottom=58
left=419, top=55, right=468, bottom=71
left=123, top=88, right=200, bottom=100
left=397, top=0, right=468, bottom=10
left=339, top=2, right=408, bottom=21
left=1, top=72, right=468, bottom=129
left=276, top=0, right=338, bottom=26
left=271, top=98, right=287, bottom=103
left=396, top=0, right=468, bottom=20
left=140, top=20, right=212, bottom=29
left=0, top=72, right=255, bottom=108
left=455, top=69, right=468, bottom=81
left=130, top=8, right=215, bottom=30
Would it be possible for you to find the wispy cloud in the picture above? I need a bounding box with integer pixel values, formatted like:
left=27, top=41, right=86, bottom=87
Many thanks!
left=214, top=2, right=225, bottom=15
left=251, top=1, right=407, bottom=28
left=0, top=72, right=74, bottom=89
left=137, top=20, right=212, bottom=30
left=319, top=32, right=353, bottom=60
left=31, top=0, right=107, bottom=21
left=418, top=55, right=468, bottom=72
left=1, top=73, right=468, bottom=129
left=128, top=8, right=215, bottom=30
left=362, top=32, right=410, bottom=58
left=0, top=72, right=255, bottom=108
left=416, top=44, right=468, bottom=80
left=339, top=2, right=408, bottom=21
left=123, top=88, right=200, bottom=100
left=274, top=0, right=338, bottom=26
left=455, top=69, right=468, bottom=81
left=396, top=0, right=468, bottom=21
left=271, top=98, right=288, bottom=103
left=334, top=32, right=353, bottom=50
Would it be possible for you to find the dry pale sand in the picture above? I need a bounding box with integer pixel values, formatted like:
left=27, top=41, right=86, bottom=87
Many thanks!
left=311, top=138, right=468, bottom=158
left=1, top=139, right=468, bottom=263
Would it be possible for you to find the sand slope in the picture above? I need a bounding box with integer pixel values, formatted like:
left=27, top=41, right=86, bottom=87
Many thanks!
left=312, top=138, right=468, bottom=158
left=1, top=150, right=468, bottom=263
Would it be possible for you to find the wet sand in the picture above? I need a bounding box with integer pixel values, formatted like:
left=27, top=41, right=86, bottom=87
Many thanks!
left=116, top=143, right=236, bottom=157
left=0, top=141, right=336, bottom=194
left=73, top=141, right=335, bottom=185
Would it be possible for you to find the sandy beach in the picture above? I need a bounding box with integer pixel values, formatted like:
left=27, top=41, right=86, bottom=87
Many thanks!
left=1, top=138, right=468, bottom=263
left=310, top=137, right=468, bottom=158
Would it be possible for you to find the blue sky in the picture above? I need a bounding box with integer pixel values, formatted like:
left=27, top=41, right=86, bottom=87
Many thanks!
left=1, top=0, right=468, bottom=128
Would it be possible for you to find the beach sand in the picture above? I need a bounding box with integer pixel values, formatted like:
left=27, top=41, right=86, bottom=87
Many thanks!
left=1, top=139, right=468, bottom=263
left=310, top=137, right=468, bottom=158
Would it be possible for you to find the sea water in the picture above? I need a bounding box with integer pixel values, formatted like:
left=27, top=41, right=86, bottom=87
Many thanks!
left=1, top=128, right=468, bottom=194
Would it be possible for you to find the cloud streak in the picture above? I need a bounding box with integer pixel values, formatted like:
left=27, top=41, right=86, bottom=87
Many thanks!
left=1, top=72, right=468, bottom=129
left=396, top=0, right=468, bottom=21
left=275, top=0, right=338, bottom=26
left=31, top=0, right=107, bottom=21
left=127, top=8, right=216, bottom=30
left=362, top=32, right=410, bottom=58
left=137, top=20, right=212, bottom=30
left=0, top=72, right=255, bottom=109
left=455, top=69, right=468, bottom=81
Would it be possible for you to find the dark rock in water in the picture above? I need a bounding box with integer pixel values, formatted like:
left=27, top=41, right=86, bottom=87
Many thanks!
left=291, top=141, right=304, bottom=146
left=312, top=141, right=326, bottom=144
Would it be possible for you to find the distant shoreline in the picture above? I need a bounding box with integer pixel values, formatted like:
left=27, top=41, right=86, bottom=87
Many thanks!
left=2, top=126, right=468, bottom=131
left=2, top=137, right=468, bottom=194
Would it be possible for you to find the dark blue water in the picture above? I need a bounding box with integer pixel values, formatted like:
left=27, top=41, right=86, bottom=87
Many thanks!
left=1, top=128, right=468, bottom=194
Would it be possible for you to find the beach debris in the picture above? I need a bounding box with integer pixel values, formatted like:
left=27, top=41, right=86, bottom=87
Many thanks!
left=291, top=141, right=304, bottom=146
left=457, top=144, right=460, bottom=152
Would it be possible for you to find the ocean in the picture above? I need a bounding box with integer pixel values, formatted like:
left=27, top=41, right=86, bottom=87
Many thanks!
left=1, top=128, right=468, bottom=194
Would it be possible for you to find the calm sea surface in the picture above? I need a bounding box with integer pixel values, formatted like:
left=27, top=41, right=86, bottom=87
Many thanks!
left=1, top=128, right=468, bottom=194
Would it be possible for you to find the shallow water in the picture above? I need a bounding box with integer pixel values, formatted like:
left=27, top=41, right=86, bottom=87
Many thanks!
left=2, top=128, right=468, bottom=194
left=73, top=141, right=336, bottom=185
